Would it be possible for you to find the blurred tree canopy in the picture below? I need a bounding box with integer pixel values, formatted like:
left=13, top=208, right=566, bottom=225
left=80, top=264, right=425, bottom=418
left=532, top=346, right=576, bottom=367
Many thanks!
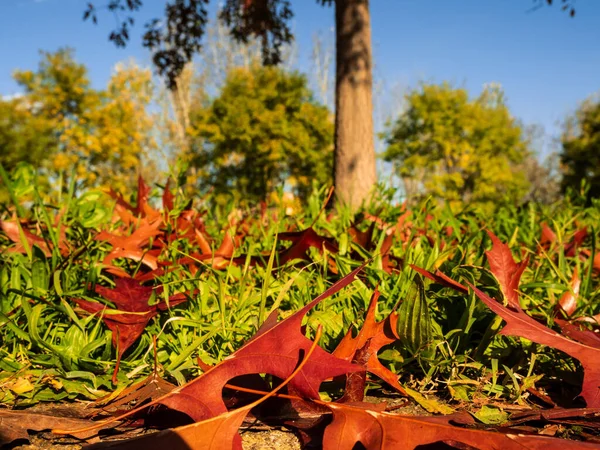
left=0, top=96, right=55, bottom=174
left=85, top=0, right=377, bottom=209
left=1, top=48, right=157, bottom=193
left=82, top=1, right=575, bottom=210
left=1, top=46, right=335, bottom=205
left=189, top=65, right=333, bottom=203
left=561, top=94, right=600, bottom=199
left=382, top=83, right=531, bottom=211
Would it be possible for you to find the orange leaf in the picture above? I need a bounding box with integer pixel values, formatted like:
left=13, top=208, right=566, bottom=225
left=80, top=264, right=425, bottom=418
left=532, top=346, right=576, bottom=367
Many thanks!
left=323, top=402, right=597, bottom=449
left=556, top=267, right=581, bottom=317
left=485, top=231, right=528, bottom=309
left=333, top=290, right=406, bottom=398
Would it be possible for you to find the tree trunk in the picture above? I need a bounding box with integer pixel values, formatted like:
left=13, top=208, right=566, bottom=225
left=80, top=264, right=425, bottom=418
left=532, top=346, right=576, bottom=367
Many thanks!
left=333, top=0, right=377, bottom=210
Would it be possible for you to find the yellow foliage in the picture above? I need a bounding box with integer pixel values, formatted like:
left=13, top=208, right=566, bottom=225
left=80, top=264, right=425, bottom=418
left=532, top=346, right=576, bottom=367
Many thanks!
left=6, top=49, right=157, bottom=194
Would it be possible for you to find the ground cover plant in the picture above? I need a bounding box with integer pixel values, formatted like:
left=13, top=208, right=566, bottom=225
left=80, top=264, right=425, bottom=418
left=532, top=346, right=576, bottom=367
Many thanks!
left=1, top=170, right=600, bottom=449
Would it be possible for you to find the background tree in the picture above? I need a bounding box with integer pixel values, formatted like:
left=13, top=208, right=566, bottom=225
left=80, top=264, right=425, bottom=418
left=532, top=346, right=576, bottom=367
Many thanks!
left=519, top=153, right=561, bottom=204
left=0, top=98, right=55, bottom=203
left=0, top=96, right=56, bottom=174
left=516, top=124, right=561, bottom=204
left=152, top=17, right=297, bottom=193
left=560, top=94, right=600, bottom=199
left=189, top=65, right=333, bottom=204
left=85, top=0, right=376, bottom=209
left=383, top=83, right=531, bottom=211
left=84, top=1, right=577, bottom=209
left=84, top=1, right=575, bottom=209
left=58, top=61, right=158, bottom=191
left=6, top=49, right=157, bottom=192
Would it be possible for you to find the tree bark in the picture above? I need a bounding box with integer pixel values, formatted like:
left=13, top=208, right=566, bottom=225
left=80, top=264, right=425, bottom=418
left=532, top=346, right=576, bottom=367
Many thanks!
left=334, top=0, right=377, bottom=210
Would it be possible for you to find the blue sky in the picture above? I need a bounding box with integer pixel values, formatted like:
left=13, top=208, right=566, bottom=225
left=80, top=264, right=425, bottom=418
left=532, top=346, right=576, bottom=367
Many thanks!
left=2, top=0, right=599, bottom=158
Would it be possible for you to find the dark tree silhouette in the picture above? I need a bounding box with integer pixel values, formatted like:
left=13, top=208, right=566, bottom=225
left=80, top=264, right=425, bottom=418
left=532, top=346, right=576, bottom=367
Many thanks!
left=532, top=0, right=575, bottom=16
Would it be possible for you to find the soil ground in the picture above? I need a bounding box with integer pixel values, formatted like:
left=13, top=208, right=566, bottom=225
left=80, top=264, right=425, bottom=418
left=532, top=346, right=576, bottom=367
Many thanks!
left=4, top=394, right=429, bottom=449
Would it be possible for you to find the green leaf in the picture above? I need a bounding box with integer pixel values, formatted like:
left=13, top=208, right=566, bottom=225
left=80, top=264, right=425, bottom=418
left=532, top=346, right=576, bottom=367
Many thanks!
left=474, top=405, right=508, bottom=425
left=398, top=277, right=432, bottom=354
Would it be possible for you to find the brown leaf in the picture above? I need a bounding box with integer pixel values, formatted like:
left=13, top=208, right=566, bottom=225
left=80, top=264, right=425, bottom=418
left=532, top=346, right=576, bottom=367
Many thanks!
left=410, top=264, right=469, bottom=295
left=509, top=407, right=600, bottom=426
left=0, top=410, right=106, bottom=445
left=107, top=176, right=160, bottom=225
left=170, top=228, right=240, bottom=270
left=540, top=222, right=558, bottom=251
left=540, top=223, right=589, bottom=261
left=565, top=227, right=588, bottom=258
left=57, top=266, right=367, bottom=439
left=93, top=372, right=177, bottom=412
left=423, top=232, right=600, bottom=408
left=348, top=221, right=376, bottom=250
left=194, top=229, right=212, bottom=255
left=162, top=178, right=175, bottom=213
left=96, top=219, right=163, bottom=272
left=555, top=319, right=600, bottom=347
left=85, top=406, right=250, bottom=450
left=0, top=217, right=69, bottom=257
left=62, top=324, right=325, bottom=450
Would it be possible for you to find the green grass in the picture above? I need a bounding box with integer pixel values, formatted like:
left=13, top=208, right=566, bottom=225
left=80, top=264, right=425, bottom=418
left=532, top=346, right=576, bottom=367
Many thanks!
left=1, top=170, right=599, bottom=415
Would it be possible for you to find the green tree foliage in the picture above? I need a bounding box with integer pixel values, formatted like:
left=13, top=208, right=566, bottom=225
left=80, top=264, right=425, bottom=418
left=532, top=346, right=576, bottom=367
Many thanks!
left=190, top=65, right=333, bottom=203
left=561, top=94, right=600, bottom=199
left=86, top=0, right=377, bottom=209
left=84, top=1, right=575, bottom=210
left=2, top=49, right=156, bottom=193
left=0, top=97, right=55, bottom=173
left=383, top=83, right=530, bottom=211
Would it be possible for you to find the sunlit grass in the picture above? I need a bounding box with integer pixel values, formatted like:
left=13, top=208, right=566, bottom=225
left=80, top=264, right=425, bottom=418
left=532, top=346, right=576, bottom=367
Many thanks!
left=0, top=170, right=599, bottom=411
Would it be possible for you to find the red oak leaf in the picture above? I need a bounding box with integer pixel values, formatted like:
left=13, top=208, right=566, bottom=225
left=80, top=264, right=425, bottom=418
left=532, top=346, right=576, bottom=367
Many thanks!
left=485, top=231, right=529, bottom=309
left=556, top=267, right=581, bottom=317
left=71, top=327, right=324, bottom=450
left=349, top=218, right=400, bottom=274
left=555, top=319, right=600, bottom=348
left=416, top=234, right=600, bottom=407
left=96, top=219, right=163, bottom=274
left=107, top=176, right=160, bottom=225
left=322, top=402, right=599, bottom=449
left=153, top=265, right=366, bottom=422
left=348, top=221, right=376, bottom=250
left=278, top=227, right=338, bottom=264
left=162, top=178, right=175, bottom=214
left=540, top=222, right=558, bottom=251
left=566, top=227, right=588, bottom=258
left=410, top=264, right=468, bottom=295
left=166, top=227, right=244, bottom=270
left=333, top=290, right=407, bottom=398
left=470, top=282, right=600, bottom=407
left=539, top=223, right=593, bottom=267
left=72, top=278, right=188, bottom=383
left=1, top=217, right=69, bottom=257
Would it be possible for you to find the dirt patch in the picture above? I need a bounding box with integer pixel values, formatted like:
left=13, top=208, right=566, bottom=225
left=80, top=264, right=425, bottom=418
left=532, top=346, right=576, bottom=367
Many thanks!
left=241, top=429, right=301, bottom=450
left=8, top=429, right=301, bottom=450
left=11, top=434, right=82, bottom=450
left=3, top=393, right=429, bottom=449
